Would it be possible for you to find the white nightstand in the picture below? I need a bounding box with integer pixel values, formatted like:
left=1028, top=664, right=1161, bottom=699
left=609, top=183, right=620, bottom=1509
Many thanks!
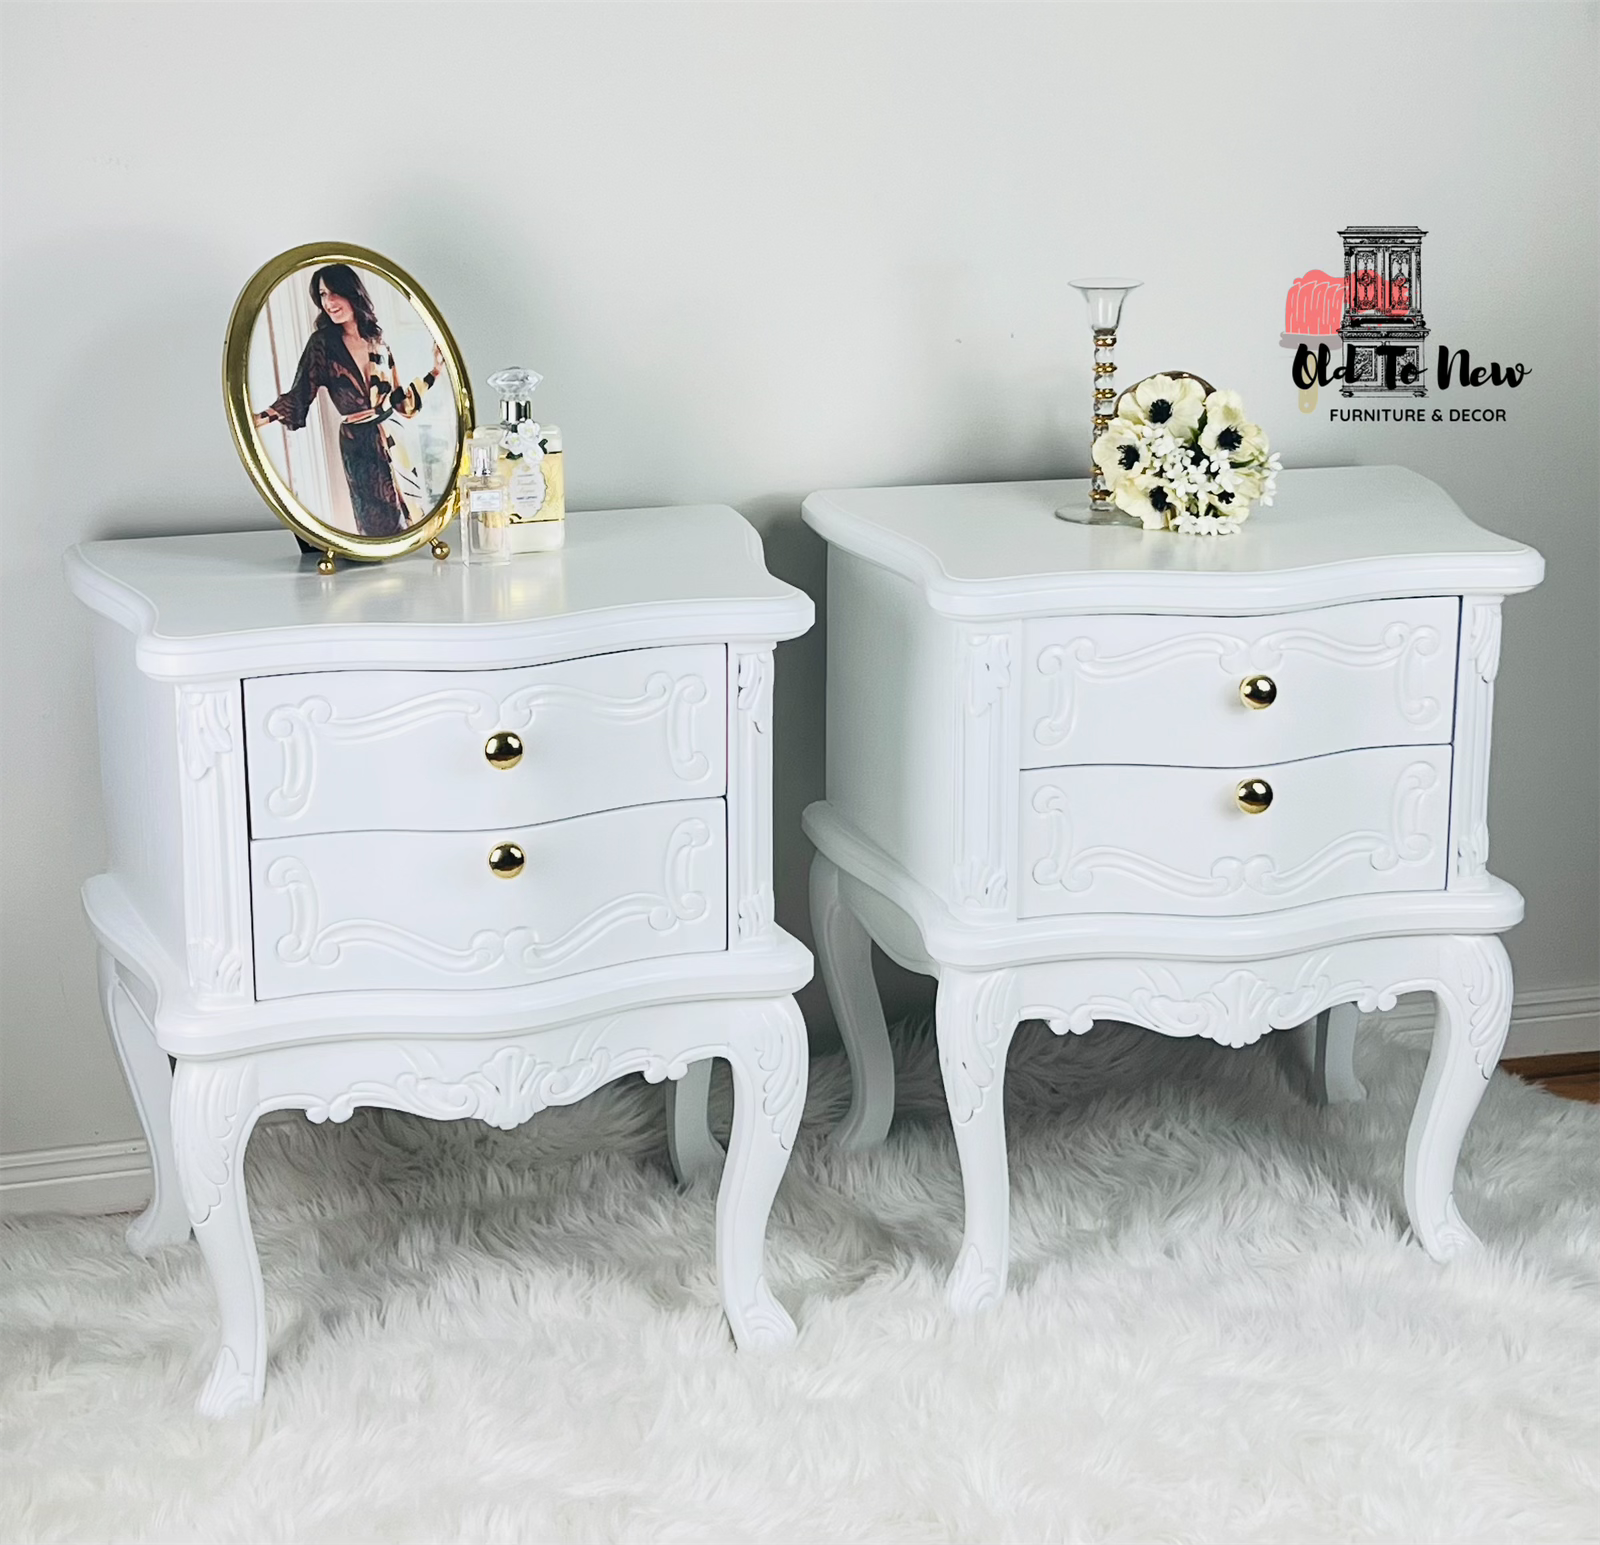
left=801, top=466, right=1542, bottom=1312
left=67, top=507, right=813, bottom=1416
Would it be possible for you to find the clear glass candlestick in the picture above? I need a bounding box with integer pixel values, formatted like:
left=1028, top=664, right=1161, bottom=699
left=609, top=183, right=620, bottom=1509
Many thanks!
left=1057, top=277, right=1143, bottom=525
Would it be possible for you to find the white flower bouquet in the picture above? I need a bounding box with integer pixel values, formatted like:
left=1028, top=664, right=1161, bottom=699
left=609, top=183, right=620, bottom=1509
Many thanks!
left=1092, top=374, right=1281, bottom=535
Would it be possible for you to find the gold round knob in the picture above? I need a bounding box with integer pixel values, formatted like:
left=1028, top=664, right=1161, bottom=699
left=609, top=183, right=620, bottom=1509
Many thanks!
left=484, top=731, right=523, bottom=770
left=431, top=537, right=450, bottom=561
left=487, top=842, right=525, bottom=878
left=316, top=550, right=337, bottom=576
left=1239, top=675, right=1277, bottom=710
left=1235, top=778, right=1273, bottom=815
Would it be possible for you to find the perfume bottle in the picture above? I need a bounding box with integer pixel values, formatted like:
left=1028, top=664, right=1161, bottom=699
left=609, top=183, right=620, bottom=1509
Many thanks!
left=488, top=366, right=566, bottom=552
left=459, top=433, right=511, bottom=565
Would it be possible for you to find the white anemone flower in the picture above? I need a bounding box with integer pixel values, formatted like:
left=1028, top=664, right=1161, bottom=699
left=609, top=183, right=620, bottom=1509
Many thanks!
left=1118, top=374, right=1206, bottom=442
left=1112, top=472, right=1179, bottom=531
left=1092, top=420, right=1148, bottom=484
left=1200, top=390, right=1270, bottom=462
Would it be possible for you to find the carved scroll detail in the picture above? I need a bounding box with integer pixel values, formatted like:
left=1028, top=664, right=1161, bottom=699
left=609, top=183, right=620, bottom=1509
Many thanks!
left=953, top=632, right=1014, bottom=912
left=1030, top=760, right=1439, bottom=903
left=267, top=818, right=712, bottom=976
left=1033, top=620, right=1446, bottom=748
left=264, top=672, right=714, bottom=819
left=1450, top=598, right=1503, bottom=886
left=171, top=1061, right=258, bottom=1227
left=938, top=971, right=1022, bottom=1125
left=177, top=683, right=249, bottom=998
left=731, top=649, right=776, bottom=944
left=1036, top=956, right=1368, bottom=1050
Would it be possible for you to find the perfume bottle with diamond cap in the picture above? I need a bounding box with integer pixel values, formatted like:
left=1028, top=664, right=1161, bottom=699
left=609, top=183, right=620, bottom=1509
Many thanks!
left=488, top=366, right=565, bottom=552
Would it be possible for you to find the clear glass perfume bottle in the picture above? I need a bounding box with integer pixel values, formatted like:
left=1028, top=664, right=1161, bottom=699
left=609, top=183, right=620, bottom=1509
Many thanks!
left=488, top=366, right=565, bottom=552
left=459, top=433, right=511, bottom=565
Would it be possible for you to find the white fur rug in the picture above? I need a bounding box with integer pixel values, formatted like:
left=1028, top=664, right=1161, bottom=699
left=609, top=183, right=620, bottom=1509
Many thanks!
left=3, top=1021, right=1597, bottom=1544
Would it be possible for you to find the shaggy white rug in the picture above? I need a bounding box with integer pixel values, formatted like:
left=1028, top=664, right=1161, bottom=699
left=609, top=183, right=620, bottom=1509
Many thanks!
left=3, top=1019, right=1597, bottom=1544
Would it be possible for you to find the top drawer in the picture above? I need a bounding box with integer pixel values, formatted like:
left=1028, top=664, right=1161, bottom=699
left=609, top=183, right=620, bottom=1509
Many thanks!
left=245, top=645, right=726, bottom=838
left=1021, top=598, right=1458, bottom=769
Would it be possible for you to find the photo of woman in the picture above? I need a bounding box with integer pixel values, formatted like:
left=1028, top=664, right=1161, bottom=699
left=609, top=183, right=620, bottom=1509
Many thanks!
left=249, top=263, right=454, bottom=538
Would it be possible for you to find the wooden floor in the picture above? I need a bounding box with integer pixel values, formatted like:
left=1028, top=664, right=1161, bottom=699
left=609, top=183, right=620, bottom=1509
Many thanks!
left=1501, top=1053, right=1600, bottom=1105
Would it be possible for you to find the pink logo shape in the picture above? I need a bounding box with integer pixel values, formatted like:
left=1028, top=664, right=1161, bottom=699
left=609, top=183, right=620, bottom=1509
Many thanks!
left=1283, top=269, right=1343, bottom=340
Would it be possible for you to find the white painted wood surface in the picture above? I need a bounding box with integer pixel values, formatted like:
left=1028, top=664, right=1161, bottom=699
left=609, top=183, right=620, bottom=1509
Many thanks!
left=251, top=799, right=729, bottom=998
left=801, top=467, right=1543, bottom=618
left=244, top=645, right=726, bottom=838
left=65, top=506, right=807, bottom=677
left=1019, top=746, right=1451, bottom=917
left=802, top=466, right=1541, bottom=1313
left=1022, top=597, right=1459, bottom=768
left=69, top=509, right=814, bottom=1415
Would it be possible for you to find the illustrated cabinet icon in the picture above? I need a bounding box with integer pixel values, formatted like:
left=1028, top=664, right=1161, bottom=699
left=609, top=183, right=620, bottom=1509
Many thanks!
left=1339, top=223, right=1429, bottom=397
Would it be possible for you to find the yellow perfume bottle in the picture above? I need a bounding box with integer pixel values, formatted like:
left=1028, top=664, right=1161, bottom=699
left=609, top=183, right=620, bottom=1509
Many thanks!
left=488, top=367, right=565, bottom=553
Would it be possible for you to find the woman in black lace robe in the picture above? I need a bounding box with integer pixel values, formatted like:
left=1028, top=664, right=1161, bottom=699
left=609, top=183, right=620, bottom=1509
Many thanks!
left=255, top=264, right=444, bottom=538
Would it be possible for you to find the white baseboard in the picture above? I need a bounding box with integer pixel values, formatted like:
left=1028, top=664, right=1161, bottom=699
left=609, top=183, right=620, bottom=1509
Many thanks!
left=1501, top=985, right=1600, bottom=1058
left=1369, top=983, right=1600, bottom=1059
left=0, top=1140, right=152, bottom=1220
left=4, top=987, right=1594, bottom=1220
left=0, top=1108, right=305, bottom=1221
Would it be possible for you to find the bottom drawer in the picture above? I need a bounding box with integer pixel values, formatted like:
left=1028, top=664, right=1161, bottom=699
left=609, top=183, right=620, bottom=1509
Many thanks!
left=251, top=799, right=727, bottom=998
left=1020, top=746, right=1451, bottom=918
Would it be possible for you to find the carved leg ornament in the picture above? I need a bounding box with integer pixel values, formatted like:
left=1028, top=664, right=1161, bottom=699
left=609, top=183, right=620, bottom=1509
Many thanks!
left=97, top=949, right=190, bottom=1254
left=716, top=997, right=808, bottom=1348
left=172, top=1058, right=265, bottom=1418
left=1405, top=935, right=1512, bottom=1260
left=811, top=853, right=896, bottom=1149
left=937, top=969, right=1022, bottom=1313
left=665, top=1060, right=724, bottom=1184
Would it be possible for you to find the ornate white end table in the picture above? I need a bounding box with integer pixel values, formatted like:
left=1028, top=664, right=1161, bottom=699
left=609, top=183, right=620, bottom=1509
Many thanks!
left=801, top=467, right=1542, bottom=1311
left=67, top=507, right=813, bottom=1416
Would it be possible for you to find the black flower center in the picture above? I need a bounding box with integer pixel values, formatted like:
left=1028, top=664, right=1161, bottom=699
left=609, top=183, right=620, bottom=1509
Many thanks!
left=1217, top=427, right=1243, bottom=452
left=1149, top=486, right=1170, bottom=512
left=1148, top=399, right=1173, bottom=424
left=1118, top=444, right=1140, bottom=470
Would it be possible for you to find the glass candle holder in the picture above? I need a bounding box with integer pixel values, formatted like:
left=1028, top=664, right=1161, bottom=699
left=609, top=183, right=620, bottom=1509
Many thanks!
left=1057, top=278, right=1143, bottom=525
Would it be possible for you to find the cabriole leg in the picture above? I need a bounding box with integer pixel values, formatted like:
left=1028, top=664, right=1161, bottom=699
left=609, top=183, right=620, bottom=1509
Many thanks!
left=936, top=969, right=1021, bottom=1314
left=1289, top=1001, right=1367, bottom=1106
left=171, top=1058, right=266, bottom=1418
left=1319, top=1001, right=1366, bottom=1103
left=810, top=853, right=896, bottom=1149
left=665, top=1060, right=724, bottom=1184
left=96, top=948, right=190, bottom=1254
left=715, top=997, right=807, bottom=1349
left=1405, top=936, right=1513, bottom=1260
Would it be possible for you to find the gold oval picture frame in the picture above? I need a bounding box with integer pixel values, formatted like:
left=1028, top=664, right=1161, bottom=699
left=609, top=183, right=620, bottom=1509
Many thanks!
left=223, top=242, right=473, bottom=568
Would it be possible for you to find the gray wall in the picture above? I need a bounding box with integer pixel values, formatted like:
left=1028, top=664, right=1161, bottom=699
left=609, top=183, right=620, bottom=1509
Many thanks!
left=3, top=3, right=1596, bottom=1161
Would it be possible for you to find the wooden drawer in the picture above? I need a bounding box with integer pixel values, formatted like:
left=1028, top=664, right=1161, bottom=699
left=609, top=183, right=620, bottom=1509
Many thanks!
left=1019, top=745, right=1451, bottom=918
left=1021, top=599, right=1458, bottom=769
left=244, top=646, right=726, bottom=838
left=250, top=798, right=727, bottom=997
